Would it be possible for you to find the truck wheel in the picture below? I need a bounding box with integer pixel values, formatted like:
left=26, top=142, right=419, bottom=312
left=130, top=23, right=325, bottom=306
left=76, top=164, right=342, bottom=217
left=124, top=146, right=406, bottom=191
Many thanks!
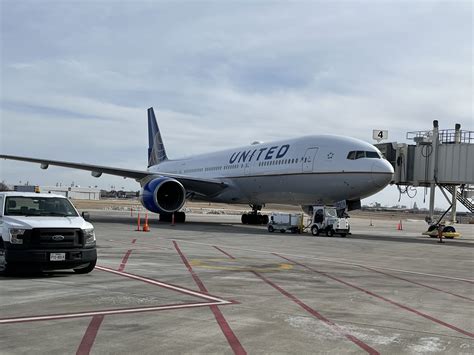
left=73, top=259, right=97, bottom=274
left=268, top=225, right=274, bottom=233
left=326, top=229, right=335, bottom=237
left=0, top=247, right=13, bottom=275
left=311, top=226, right=319, bottom=236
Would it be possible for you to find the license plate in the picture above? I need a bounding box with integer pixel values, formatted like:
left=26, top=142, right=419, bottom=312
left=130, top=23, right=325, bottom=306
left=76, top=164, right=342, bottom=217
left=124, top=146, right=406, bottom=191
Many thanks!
left=50, top=253, right=66, bottom=261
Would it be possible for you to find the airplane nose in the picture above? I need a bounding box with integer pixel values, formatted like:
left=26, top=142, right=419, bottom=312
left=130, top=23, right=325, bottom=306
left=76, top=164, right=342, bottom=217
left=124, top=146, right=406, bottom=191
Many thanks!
left=371, top=160, right=394, bottom=188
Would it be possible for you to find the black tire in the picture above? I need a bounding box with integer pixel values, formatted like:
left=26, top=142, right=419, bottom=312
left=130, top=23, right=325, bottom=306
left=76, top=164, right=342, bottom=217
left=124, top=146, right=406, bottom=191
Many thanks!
left=311, top=225, right=319, bottom=236
left=159, top=213, right=172, bottom=222
left=241, top=214, right=248, bottom=224
left=442, top=226, right=455, bottom=233
left=0, top=246, right=14, bottom=275
left=176, top=212, right=186, bottom=223
left=73, top=259, right=97, bottom=274
left=427, top=224, right=437, bottom=232
left=268, top=225, right=274, bottom=233
left=326, top=229, right=335, bottom=237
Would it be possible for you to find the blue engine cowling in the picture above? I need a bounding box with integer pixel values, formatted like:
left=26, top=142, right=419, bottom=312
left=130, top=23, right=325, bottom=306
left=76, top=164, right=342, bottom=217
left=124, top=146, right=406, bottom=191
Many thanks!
left=139, top=177, right=186, bottom=214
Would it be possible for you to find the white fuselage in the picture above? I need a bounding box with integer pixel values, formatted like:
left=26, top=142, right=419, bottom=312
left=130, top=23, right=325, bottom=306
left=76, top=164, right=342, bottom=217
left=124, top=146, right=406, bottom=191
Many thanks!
left=148, top=135, right=394, bottom=206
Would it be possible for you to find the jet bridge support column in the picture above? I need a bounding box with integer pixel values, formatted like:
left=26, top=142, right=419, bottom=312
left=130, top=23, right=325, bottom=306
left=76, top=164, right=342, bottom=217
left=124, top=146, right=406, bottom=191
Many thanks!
left=428, top=120, right=439, bottom=222
left=450, top=123, right=462, bottom=223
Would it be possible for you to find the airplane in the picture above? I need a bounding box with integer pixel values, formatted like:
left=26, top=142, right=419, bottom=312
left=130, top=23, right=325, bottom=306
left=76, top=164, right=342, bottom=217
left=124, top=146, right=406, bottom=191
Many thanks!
left=0, top=107, right=394, bottom=224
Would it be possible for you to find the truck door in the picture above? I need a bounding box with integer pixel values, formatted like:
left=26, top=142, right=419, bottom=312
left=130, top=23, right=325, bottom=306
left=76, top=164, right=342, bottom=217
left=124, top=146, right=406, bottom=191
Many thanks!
left=302, top=147, right=319, bottom=173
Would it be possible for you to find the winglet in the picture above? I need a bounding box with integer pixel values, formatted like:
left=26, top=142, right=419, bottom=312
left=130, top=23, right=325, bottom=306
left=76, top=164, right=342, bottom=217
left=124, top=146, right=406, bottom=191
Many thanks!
left=147, top=107, right=168, bottom=167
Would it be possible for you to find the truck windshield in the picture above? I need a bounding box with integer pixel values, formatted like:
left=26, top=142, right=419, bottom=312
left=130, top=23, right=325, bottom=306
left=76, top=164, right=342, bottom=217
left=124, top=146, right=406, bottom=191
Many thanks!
left=325, top=209, right=337, bottom=218
left=4, top=196, right=79, bottom=217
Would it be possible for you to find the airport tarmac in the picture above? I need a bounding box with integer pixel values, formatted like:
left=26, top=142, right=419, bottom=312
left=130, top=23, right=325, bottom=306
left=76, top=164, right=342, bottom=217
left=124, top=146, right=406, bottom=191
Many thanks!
left=1, top=212, right=473, bottom=354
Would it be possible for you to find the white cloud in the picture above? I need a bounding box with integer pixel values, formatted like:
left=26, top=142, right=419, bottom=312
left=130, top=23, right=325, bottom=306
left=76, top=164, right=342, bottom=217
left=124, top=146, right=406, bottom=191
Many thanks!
left=1, top=1, right=472, bottom=207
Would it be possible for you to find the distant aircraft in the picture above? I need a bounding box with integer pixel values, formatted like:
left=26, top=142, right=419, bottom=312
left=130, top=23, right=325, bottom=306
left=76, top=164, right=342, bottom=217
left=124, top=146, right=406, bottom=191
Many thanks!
left=1, top=107, right=393, bottom=224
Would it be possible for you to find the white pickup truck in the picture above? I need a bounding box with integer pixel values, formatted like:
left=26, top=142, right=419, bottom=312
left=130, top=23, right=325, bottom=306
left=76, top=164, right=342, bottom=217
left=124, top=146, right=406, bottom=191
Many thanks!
left=0, top=192, right=97, bottom=274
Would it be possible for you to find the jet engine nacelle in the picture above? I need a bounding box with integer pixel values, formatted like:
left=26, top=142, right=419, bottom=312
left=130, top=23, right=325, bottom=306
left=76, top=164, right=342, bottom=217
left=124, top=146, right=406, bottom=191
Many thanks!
left=139, top=177, right=186, bottom=214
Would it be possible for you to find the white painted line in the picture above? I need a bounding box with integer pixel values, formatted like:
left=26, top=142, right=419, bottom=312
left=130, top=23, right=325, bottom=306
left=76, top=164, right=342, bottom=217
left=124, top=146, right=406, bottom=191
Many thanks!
left=0, top=302, right=226, bottom=325
left=96, top=266, right=231, bottom=303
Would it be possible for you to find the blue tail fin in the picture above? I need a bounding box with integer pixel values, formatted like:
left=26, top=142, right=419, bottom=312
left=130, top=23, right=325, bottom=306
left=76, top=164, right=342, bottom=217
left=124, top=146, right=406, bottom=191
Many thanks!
left=147, top=107, right=168, bottom=167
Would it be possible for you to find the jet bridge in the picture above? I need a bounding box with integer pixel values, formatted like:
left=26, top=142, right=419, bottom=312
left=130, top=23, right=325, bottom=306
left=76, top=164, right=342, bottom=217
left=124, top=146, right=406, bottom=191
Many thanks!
left=376, top=121, right=474, bottom=224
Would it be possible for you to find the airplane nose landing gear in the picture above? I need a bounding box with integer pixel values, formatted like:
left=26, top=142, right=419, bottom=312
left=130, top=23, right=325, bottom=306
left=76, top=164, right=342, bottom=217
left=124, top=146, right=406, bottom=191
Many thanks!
left=241, top=204, right=269, bottom=225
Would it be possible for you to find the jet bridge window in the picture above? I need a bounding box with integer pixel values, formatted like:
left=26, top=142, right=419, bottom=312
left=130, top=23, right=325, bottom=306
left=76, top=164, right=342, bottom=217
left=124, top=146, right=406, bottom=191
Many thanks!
left=347, top=151, right=381, bottom=160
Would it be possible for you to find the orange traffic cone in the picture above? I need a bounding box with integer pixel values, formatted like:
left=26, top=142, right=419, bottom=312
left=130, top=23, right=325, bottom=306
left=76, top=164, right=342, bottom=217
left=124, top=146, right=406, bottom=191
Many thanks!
left=143, top=213, right=150, bottom=232
left=397, top=220, right=403, bottom=230
left=135, top=213, right=141, bottom=231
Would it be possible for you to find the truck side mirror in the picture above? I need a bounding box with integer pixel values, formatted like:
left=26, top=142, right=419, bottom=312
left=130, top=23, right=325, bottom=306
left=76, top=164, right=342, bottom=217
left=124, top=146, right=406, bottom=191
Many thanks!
left=82, top=212, right=90, bottom=221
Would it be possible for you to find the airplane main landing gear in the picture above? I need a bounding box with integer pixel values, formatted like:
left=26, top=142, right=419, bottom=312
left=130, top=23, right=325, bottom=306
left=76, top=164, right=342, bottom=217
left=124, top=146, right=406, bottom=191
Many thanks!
left=159, top=212, right=186, bottom=223
left=241, top=205, right=269, bottom=225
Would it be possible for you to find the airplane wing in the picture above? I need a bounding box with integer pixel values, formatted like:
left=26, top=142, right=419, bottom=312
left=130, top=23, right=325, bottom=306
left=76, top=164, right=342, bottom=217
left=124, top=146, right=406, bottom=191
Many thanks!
left=0, top=154, right=228, bottom=197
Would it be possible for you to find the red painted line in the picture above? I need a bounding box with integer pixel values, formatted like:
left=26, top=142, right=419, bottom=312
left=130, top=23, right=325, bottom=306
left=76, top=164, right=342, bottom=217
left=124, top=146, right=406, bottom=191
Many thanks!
left=76, top=315, right=104, bottom=355
left=251, top=270, right=379, bottom=354
left=360, top=265, right=474, bottom=302
left=118, top=249, right=132, bottom=272
left=0, top=302, right=225, bottom=325
left=275, top=254, right=474, bottom=339
left=173, top=241, right=209, bottom=293
left=173, top=241, right=246, bottom=355
left=131, top=238, right=137, bottom=244
left=214, top=245, right=236, bottom=259
left=214, top=246, right=378, bottom=354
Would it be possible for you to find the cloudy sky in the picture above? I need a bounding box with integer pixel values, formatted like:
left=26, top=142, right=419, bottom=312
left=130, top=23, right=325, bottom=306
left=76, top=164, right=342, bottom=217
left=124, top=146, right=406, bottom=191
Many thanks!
left=0, top=1, right=472, bottom=209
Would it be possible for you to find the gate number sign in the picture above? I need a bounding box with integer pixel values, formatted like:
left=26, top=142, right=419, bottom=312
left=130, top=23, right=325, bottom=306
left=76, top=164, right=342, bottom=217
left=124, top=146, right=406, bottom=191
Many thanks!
left=373, top=130, right=388, bottom=142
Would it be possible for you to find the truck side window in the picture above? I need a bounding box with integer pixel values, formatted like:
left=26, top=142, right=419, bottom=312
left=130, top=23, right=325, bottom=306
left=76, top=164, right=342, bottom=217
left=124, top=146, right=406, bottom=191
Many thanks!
left=314, top=210, right=324, bottom=223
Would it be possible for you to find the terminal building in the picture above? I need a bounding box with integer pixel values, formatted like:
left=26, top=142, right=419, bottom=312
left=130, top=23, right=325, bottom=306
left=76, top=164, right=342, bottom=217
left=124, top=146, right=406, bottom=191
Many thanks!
left=14, top=185, right=100, bottom=200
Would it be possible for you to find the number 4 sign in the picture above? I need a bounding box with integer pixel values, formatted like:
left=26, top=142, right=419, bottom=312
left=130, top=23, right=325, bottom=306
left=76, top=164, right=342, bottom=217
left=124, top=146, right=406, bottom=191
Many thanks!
left=373, top=130, right=388, bottom=142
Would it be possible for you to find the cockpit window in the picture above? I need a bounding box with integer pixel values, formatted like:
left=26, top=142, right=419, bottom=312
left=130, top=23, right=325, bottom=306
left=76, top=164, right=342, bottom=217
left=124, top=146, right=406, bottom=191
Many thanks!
left=347, top=151, right=381, bottom=160
left=366, top=151, right=380, bottom=158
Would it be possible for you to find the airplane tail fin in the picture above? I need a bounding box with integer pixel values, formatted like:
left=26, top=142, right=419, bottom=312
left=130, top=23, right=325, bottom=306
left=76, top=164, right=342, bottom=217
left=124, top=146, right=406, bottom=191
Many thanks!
left=147, top=107, right=168, bottom=167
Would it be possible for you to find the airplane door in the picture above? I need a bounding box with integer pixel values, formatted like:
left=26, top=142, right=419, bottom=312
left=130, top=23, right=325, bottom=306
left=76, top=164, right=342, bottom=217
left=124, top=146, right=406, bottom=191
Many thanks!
left=302, top=148, right=318, bottom=173
left=244, top=162, right=251, bottom=176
